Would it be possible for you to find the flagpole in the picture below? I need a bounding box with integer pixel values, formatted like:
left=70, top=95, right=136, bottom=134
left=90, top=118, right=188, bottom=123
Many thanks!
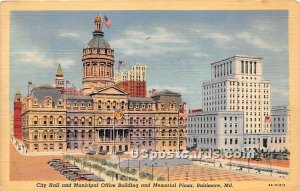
left=27, top=82, right=29, bottom=96
left=113, top=113, right=115, bottom=154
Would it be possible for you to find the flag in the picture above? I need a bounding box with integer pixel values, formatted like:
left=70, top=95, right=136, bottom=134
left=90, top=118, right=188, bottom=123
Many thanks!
left=114, top=109, right=120, bottom=119
left=66, top=80, right=71, bottom=84
left=120, top=109, right=125, bottom=119
left=265, top=116, right=272, bottom=123
left=104, top=15, right=111, bottom=28
left=119, top=60, right=125, bottom=67
left=179, top=106, right=184, bottom=113
left=146, top=37, right=151, bottom=40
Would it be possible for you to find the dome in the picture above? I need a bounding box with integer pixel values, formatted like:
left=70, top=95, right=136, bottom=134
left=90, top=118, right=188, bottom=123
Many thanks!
left=87, top=34, right=111, bottom=49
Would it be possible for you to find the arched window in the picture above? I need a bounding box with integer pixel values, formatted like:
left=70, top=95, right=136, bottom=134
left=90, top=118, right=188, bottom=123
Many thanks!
left=66, top=117, right=71, bottom=125
left=173, top=129, right=177, bottom=136
left=33, top=116, right=38, bottom=125
left=88, top=130, right=92, bottom=139
left=81, top=130, right=85, bottom=139
left=98, top=117, right=102, bottom=125
left=121, top=101, right=125, bottom=109
left=112, top=101, right=117, bottom=109
left=180, top=129, right=184, bottom=137
left=74, top=117, right=78, bottom=125
left=49, top=116, right=54, bottom=125
left=58, top=116, right=63, bottom=125
left=43, top=116, right=47, bottom=125
left=98, top=100, right=102, bottom=109
left=142, top=117, right=146, bottom=125
left=88, top=117, right=92, bottom=125
left=168, top=117, right=172, bottom=125
left=106, top=101, right=111, bottom=109
left=136, top=117, right=140, bottom=125
left=67, top=130, right=72, bottom=139
left=143, top=129, right=146, bottom=137
left=81, top=117, right=85, bottom=125
left=49, top=130, right=54, bottom=139
left=148, top=117, right=152, bottom=125
left=107, top=117, right=111, bottom=125
left=162, top=117, right=166, bottom=125
left=135, top=130, right=140, bottom=136
left=169, top=129, right=172, bottom=136
left=58, top=130, right=63, bottom=139
left=162, top=130, right=165, bottom=136
left=43, top=130, right=47, bottom=140
left=74, top=130, right=78, bottom=138
left=129, top=117, right=134, bottom=125
left=173, top=117, right=177, bottom=125
left=162, top=141, right=166, bottom=146
left=33, top=130, right=38, bottom=140
left=179, top=117, right=183, bottom=125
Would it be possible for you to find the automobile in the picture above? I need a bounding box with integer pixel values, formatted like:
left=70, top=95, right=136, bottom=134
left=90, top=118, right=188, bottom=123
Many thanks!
left=86, top=151, right=96, bottom=155
left=98, top=150, right=108, bottom=155
left=50, top=162, right=69, bottom=167
left=116, top=150, right=124, bottom=155
left=47, top=159, right=61, bottom=164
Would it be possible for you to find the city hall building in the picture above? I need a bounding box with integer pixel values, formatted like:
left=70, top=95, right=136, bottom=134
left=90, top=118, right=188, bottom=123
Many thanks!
left=16, top=15, right=187, bottom=153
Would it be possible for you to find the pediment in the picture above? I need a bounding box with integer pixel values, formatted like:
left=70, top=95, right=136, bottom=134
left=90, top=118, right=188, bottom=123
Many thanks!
left=91, top=86, right=128, bottom=96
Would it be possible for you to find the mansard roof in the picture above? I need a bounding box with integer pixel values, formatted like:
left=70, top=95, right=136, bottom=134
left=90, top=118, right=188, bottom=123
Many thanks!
left=31, top=84, right=62, bottom=104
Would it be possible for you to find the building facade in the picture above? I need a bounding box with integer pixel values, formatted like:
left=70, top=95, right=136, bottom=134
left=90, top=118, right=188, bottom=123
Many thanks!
left=188, top=56, right=288, bottom=153
left=202, top=55, right=271, bottom=134
left=20, top=15, right=187, bottom=153
left=115, top=65, right=147, bottom=97
left=13, top=90, right=22, bottom=139
left=187, top=110, right=244, bottom=151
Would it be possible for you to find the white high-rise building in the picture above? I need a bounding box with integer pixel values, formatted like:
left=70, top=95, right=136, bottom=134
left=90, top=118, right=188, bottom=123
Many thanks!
left=115, top=64, right=147, bottom=83
left=202, top=55, right=271, bottom=134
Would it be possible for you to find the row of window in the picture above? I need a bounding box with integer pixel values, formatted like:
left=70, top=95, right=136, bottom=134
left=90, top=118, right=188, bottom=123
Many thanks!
left=204, top=81, right=268, bottom=90
left=33, top=143, right=63, bottom=151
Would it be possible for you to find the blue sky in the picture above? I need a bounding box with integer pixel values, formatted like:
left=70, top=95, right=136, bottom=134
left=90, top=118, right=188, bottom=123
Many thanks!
left=10, top=11, right=288, bottom=110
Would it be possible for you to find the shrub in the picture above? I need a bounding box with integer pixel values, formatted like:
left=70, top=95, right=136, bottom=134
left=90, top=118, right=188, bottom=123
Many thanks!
left=157, top=177, right=165, bottom=181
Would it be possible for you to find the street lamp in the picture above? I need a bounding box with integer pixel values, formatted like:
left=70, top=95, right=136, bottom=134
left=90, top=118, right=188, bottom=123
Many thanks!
left=165, top=162, right=169, bottom=181
left=138, top=160, right=141, bottom=176
left=127, top=158, right=130, bottom=180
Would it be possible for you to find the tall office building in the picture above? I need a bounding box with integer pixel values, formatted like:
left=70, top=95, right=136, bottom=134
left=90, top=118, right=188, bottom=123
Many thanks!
left=202, top=55, right=271, bottom=134
left=115, top=64, right=147, bottom=97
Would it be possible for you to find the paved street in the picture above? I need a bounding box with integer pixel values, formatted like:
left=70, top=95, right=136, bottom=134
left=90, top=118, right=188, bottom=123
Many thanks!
left=10, top=144, right=65, bottom=181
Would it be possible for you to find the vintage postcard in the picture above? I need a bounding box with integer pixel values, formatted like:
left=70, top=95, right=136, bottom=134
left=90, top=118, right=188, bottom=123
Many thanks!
left=0, top=0, right=299, bottom=191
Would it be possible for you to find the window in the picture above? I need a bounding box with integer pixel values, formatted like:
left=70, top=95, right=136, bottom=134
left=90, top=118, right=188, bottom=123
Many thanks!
left=49, top=116, right=54, bottom=125
left=98, top=100, right=102, bottom=109
left=74, top=117, right=78, bottom=125
left=67, top=117, right=70, bottom=125
left=107, top=117, right=111, bottom=125
left=33, top=116, right=38, bottom=125
left=58, top=116, right=63, bottom=125
left=81, top=117, right=85, bottom=125
left=43, top=116, right=47, bottom=125
left=98, top=117, right=102, bottom=125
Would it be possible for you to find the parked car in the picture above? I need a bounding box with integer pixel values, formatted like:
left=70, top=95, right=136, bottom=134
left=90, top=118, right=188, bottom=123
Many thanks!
left=98, top=150, right=108, bottom=155
left=116, top=150, right=124, bottom=155
left=86, top=151, right=96, bottom=155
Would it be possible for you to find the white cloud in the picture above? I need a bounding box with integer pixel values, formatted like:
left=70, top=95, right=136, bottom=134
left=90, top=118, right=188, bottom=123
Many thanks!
left=18, top=51, right=75, bottom=69
left=204, top=32, right=233, bottom=43
left=110, top=27, right=189, bottom=57
left=58, top=32, right=80, bottom=39
left=191, top=52, right=209, bottom=58
left=235, top=31, right=287, bottom=52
